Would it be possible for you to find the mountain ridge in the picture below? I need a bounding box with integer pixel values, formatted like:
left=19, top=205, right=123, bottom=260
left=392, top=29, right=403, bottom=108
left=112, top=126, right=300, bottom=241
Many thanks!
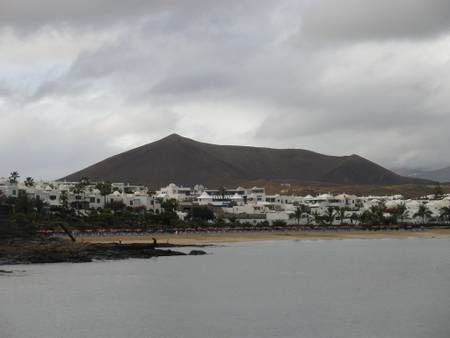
left=61, top=134, right=432, bottom=187
left=396, top=166, right=450, bottom=183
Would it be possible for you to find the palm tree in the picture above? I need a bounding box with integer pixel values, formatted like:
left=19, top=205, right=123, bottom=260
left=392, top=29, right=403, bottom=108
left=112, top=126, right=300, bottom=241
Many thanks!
left=24, top=177, right=35, bottom=187
left=439, top=206, right=450, bottom=224
left=160, top=198, right=179, bottom=228
left=71, top=182, right=85, bottom=209
left=228, top=200, right=237, bottom=208
left=414, top=204, right=432, bottom=225
left=294, top=207, right=302, bottom=225
left=337, top=207, right=348, bottom=225
left=361, top=209, right=378, bottom=227
left=324, top=206, right=336, bottom=225
left=293, top=204, right=310, bottom=225
left=369, top=202, right=386, bottom=225
left=59, top=191, right=69, bottom=210
left=71, top=184, right=83, bottom=195
left=312, top=210, right=322, bottom=226
left=300, top=204, right=311, bottom=225
left=350, top=212, right=359, bottom=225
left=76, top=177, right=90, bottom=207
left=8, top=171, right=20, bottom=184
left=304, top=210, right=312, bottom=225
left=79, top=176, right=90, bottom=187
left=218, top=186, right=227, bottom=200
left=96, top=181, right=112, bottom=206
left=392, top=203, right=408, bottom=223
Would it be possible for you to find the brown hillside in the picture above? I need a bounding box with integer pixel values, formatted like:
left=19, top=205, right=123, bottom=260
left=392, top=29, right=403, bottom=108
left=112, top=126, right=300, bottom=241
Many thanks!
left=61, top=134, right=432, bottom=188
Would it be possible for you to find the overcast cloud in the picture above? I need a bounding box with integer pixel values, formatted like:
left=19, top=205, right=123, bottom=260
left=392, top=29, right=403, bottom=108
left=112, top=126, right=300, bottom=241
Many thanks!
left=1, top=0, right=449, bottom=179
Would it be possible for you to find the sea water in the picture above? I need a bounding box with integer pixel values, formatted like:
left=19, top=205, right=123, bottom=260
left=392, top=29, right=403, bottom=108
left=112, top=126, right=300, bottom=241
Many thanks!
left=1, top=238, right=449, bottom=338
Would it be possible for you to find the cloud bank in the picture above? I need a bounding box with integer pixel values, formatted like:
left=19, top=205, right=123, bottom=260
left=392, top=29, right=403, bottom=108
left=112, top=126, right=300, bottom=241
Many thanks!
left=1, top=0, right=449, bottom=179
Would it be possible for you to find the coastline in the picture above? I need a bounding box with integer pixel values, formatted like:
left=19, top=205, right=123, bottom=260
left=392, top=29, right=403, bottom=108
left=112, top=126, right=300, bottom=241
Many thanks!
left=79, top=228, right=450, bottom=245
left=0, top=240, right=207, bottom=266
left=1, top=228, right=449, bottom=266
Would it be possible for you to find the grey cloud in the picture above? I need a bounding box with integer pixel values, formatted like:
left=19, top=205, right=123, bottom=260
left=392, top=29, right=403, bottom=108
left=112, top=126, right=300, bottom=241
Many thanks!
left=29, top=1, right=274, bottom=103
left=300, top=0, right=450, bottom=42
left=150, top=72, right=232, bottom=96
left=1, top=0, right=450, bottom=178
left=0, top=0, right=247, bottom=33
left=0, top=1, right=171, bottom=29
left=30, top=36, right=149, bottom=101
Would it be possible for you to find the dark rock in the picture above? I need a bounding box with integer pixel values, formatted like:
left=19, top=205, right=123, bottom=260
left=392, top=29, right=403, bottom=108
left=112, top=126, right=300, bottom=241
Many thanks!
left=0, top=242, right=189, bottom=265
left=189, top=250, right=207, bottom=255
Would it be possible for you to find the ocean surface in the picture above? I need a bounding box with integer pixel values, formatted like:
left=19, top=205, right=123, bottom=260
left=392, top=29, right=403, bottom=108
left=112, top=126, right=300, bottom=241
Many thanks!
left=1, top=238, right=449, bottom=338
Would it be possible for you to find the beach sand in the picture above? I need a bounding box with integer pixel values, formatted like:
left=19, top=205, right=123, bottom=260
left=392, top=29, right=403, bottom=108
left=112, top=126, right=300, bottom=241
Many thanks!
left=79, top=228, right=450, bottom=245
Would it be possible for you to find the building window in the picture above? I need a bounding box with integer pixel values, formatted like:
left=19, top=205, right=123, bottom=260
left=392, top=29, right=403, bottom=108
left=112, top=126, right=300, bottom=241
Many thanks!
left=90, top=197, right=95, bottom=203
left=49, top=195, right=57, bottom=201
left=130, top=201, right=134, bottom=206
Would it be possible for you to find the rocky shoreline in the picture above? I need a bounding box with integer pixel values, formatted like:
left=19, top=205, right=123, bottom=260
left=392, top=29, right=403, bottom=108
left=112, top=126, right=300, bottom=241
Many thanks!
left=0, top=238, right=208, bottom=265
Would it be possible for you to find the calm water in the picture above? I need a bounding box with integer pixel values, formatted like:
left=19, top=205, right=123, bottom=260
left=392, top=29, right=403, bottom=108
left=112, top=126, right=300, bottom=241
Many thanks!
left=1, top=238, right=449, bottom=338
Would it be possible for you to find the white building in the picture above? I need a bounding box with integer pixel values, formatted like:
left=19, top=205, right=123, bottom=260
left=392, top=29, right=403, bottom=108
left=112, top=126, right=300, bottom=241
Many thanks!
left=156, top=183, right=193, bottom=201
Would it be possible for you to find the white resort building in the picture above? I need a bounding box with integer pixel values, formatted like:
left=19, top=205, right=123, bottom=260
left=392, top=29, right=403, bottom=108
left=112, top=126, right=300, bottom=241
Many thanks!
left=1, top=178, right=449, bottom=226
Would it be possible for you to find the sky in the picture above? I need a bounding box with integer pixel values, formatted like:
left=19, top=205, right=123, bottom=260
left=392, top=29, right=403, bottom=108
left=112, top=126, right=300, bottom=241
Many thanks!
left=1, top=0, right=450, bottom=180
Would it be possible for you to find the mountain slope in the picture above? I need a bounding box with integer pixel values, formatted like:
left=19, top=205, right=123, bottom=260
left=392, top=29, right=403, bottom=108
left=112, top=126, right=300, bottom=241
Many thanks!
left=61, top=134, right=431, bottom=187
left=398, top=166, right=450, bottom=183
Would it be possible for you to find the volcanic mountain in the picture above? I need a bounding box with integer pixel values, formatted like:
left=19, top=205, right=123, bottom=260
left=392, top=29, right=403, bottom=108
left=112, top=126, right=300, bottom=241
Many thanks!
left=61, top=134, right=431, bottom=187
left=397, top=166, right=450, bottom=183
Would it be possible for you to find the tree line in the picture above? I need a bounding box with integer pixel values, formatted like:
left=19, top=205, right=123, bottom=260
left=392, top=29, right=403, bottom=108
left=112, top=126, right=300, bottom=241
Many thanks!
left=293, top=202, right=450, bottom=227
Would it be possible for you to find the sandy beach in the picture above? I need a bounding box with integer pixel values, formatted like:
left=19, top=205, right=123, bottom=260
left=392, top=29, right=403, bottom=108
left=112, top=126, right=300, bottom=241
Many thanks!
left=79, top=228, right=450, bottom=245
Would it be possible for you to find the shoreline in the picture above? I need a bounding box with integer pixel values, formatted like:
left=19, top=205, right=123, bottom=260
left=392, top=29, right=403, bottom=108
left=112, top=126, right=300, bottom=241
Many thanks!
left=0, top=240, right=207, bottom=266
left=78, top=228, right=450, bottom=245
left=1, top=229, right=449, bottom=266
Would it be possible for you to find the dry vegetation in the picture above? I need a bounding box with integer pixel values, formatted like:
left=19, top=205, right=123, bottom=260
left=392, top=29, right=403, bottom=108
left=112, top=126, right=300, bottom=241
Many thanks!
left=240, top=180, right=450, bottom=199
